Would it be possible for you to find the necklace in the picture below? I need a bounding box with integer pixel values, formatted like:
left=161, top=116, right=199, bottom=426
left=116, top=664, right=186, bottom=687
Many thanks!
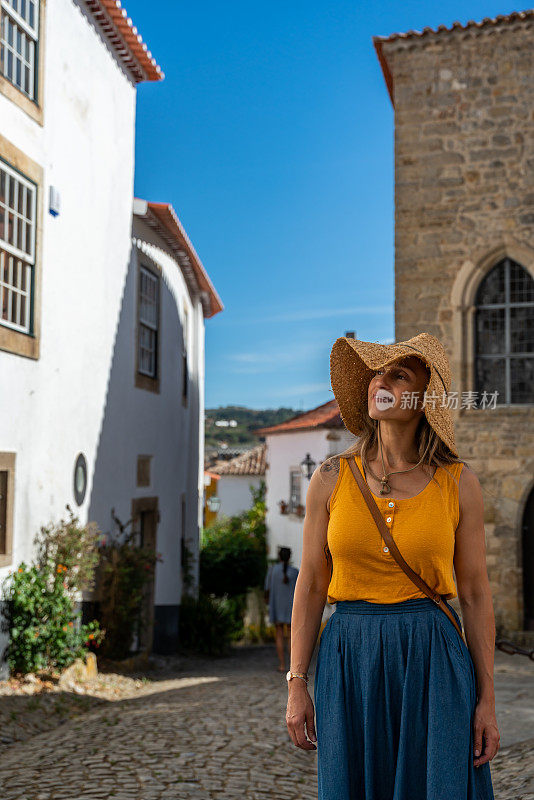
left=366, top=421, right=431, bottom=495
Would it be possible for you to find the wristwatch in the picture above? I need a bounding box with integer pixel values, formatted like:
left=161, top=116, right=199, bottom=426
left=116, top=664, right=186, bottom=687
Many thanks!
left=286, top=670, right=308, bottom=685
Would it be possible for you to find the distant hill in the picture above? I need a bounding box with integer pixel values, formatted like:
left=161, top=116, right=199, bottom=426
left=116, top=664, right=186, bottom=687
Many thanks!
left=205, top=405, right=298, bottom=449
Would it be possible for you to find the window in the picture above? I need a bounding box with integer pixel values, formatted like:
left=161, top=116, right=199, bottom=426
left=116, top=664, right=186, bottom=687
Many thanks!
left=0, top=451, right=15, bottom=567
left=474, top=257, right=534, bottom=405
left=289, top=468, right=301, bottom=513
left=0, top=0, right=39, bottom=100
left=182, top=305, right=189, bottom=404
left=0, top=158, right=36, bottom=334
left=138, top=265, right=159, bottom=378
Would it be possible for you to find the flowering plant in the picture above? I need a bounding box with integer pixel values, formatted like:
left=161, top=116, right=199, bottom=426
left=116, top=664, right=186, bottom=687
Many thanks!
left=2, top=562, right=103, bottom=674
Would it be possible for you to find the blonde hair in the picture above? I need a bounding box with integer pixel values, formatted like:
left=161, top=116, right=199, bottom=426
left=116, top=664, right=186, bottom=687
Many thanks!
left=330, top=413, right=468, bottom=495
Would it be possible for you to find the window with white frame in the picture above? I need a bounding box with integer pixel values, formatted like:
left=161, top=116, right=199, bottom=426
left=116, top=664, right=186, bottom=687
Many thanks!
left=0, top=0, right=40, bottom=100
left=0, top=159, right=36, bottom=334
left=138, top=265, right=159, bottom=378
left=289, top=468, right=301, bottom=513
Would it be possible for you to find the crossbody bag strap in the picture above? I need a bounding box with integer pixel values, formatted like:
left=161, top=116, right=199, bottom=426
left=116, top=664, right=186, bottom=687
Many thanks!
left=346, top=456, right=466, bottom=645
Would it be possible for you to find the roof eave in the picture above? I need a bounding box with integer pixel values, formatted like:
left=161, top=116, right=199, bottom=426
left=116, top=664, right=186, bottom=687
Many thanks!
left=373, top=11, right=534, bottom=109
left=254, top=419, right=342, bottom=436
left=85, top=0, right=164, bottom=84
left=133, top=198, right=224, bottom=319
left=373, top=37, right=395, bottom=108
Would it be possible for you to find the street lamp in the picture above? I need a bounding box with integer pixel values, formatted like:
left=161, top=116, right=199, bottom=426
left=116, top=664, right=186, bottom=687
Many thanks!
left=300, top=453, right=316, bottom=480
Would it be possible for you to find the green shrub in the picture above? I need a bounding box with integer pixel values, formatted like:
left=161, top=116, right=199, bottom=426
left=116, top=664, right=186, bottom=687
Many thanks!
left=2, top=563, right=103, bottom=674
left=200, top=482, right=267, bottom=597
left=178, top=593, right=237, bottom=656
left=97, top=532, right=159, bottom=660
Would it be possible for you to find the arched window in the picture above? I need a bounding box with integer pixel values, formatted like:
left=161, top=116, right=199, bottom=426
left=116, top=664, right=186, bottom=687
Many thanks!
left=474, top=257, right=534, bottom=405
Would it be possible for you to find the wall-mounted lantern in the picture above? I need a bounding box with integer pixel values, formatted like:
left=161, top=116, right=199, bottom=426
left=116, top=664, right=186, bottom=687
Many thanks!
left=300, top=453, right=316, bottom=480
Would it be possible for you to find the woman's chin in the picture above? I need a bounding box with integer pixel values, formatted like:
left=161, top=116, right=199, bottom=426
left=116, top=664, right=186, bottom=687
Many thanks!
left=369, top=406, right=396, bottom=419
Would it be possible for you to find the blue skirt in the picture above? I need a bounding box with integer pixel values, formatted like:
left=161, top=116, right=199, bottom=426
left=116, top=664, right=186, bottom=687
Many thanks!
left=314, top=598, right=495, bottom=800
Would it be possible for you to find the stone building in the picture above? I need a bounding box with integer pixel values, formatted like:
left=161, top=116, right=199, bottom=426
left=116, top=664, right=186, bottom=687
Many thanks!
left=374, top=11, right=533, bottom=634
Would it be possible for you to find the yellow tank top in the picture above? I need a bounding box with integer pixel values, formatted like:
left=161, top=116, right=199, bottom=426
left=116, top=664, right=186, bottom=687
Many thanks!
left=326, top=454, right=464, bottom=604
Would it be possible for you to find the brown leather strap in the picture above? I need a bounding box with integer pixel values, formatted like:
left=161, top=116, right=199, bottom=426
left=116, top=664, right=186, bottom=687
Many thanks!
left=346, top=456, right=466, bottom=645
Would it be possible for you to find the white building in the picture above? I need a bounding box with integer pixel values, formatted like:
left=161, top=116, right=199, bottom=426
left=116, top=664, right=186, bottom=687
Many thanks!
left=254, top=400, right=355, bottom=569
left=208, top=443, right=266, bottom=518
left=0, top=0, right=223, bottom=668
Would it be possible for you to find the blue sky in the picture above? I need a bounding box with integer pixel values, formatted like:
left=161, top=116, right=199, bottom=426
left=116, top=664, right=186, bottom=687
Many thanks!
left=129, top=1, right=521, bottom=411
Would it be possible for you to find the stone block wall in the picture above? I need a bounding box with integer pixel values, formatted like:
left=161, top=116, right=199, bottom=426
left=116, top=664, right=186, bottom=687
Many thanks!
left=379, top=18, right=534, bottom=632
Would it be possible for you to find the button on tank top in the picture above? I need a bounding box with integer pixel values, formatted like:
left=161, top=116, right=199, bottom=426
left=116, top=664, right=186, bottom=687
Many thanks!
left=326, top=454, right=464, bottom=605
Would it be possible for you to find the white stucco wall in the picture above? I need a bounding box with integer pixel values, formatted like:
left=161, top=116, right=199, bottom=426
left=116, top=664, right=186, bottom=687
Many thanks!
left=264, top=428, right=357, bottom=569
left=0, top=0, right=138, bottom=585
left=264, top=430, right=328, bottom=568
left=87, top=219, right=203, bottom=608
left=263, top=427, right=356, bottom=622
left=217, top=475, right=262, bottom=517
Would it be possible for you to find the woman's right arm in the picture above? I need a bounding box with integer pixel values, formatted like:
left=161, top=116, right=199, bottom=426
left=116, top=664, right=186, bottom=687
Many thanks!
left=285, top=457, right=339, bottom=751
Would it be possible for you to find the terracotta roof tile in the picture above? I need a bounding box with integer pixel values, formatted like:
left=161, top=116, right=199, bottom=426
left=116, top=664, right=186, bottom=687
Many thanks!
left=85, top=0, right=164, bottom=83
left=204, top=471, right=221, bottom=481
left=374, top=10, right=533, bottom=106
left=254, top=399, right=342, bottom=435
left=210, top=444, right=267, bottom=476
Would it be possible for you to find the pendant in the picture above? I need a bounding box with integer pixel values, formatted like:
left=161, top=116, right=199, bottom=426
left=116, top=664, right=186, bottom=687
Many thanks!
left=380, top=477, right=391, bottom=495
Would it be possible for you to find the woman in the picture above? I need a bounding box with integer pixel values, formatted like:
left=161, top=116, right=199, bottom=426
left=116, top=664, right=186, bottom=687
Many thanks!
left=285, top=332, right=499, bottom=800
left=264, top=546, right=299, bottom=672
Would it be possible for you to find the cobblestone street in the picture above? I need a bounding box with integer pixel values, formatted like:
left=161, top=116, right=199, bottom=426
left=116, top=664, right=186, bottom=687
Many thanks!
left=0, top=644, right=532, bottom=800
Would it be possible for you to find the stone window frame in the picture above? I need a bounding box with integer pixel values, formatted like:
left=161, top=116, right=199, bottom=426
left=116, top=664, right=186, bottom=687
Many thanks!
left=0, top=131, right=43, bottom=359
left=137, top=454, right=152, bottom=487
left=0, top=0, right=46, bottom=126
left=0, top=451, right=15, bottom=567
left=451, top=242, right=534, bottom=415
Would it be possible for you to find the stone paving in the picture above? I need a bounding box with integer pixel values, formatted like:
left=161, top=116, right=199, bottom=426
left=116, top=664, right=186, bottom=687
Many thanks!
left=0, top=645, right=532, bottom=800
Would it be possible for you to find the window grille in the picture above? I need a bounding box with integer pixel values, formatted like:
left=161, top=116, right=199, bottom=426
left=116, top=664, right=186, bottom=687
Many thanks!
left=0, top=0, right=39, bottom=99
left=474, top=257, right=534, bottom=405
left=138, top=266, right=159, bottom=378
left=0, top=160, right=36, bottom=333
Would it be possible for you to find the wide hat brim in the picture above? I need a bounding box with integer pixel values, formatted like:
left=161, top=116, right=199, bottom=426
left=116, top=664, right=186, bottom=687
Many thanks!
left=330, top=332, right=458, bottom=457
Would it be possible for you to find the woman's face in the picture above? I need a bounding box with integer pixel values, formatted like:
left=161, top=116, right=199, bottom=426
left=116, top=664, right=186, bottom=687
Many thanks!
left=367, top=356, right=430, bottom=422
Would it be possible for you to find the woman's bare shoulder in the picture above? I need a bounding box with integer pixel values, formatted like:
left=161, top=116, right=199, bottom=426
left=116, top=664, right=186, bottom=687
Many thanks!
left=319, top=455, right=342, bottom=485
left=304, top=455, right=341, bottom=511
left=458, top=462, right=484, bottom=513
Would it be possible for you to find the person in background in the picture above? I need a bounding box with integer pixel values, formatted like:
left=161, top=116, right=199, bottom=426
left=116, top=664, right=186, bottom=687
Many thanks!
left=264, top=547, right=299, bottom=672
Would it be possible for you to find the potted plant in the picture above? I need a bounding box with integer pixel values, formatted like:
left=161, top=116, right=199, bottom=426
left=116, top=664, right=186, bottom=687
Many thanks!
left=296, top=504, right=305, bottom=518
left=278, top=500, right=289, bottom=515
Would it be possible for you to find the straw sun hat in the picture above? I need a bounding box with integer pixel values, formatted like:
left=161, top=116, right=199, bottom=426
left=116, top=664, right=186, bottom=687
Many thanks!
left=330, top=332, right=458, bottom=457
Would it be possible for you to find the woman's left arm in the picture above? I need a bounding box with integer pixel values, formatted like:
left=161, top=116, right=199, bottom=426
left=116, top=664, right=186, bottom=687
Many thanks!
left=453, top=464, right=500, bottom=768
